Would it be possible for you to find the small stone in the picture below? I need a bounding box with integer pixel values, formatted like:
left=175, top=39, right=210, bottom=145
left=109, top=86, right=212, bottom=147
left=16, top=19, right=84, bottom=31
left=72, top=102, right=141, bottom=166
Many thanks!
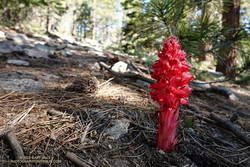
left=108, top=144, right=112, bottom=149
left=7, top=59, right=30, bottom=66
left=158, top=150, right=165, bottom=155
left=61, top=49, right=74, bottom=57
left=88, top=62, right=101, bottom=71
left=0, top=31, right=5, bottom=38
left=104, top=119, right=130, bottom=140
left=111, top=61, right=128, bottom=73
left=229, top=94, right=239, bottom=101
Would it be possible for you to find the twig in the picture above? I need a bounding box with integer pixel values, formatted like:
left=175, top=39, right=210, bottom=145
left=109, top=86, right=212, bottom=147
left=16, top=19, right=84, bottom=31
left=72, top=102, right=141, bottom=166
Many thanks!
left=0, top=91, right=15, bottom=99
left=99, top=62, right=155, bottom=84
left=210, top=113, right=250, bottom=145
left=188, top=133, right=240, bottom=166
left=11, top=104, right=35, bottom=126
left=98, top=77, right=114, bottom=88
left=5, top=132, right=24, bottom=160
left=183, top=109, right=215, bottom=124
left=65, top=152, right=90, bottom=167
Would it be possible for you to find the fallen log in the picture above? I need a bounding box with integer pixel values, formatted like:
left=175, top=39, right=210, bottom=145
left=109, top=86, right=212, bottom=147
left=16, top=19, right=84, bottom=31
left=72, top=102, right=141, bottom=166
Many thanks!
left=210, top=113, right=250, bottom=145
left=5, top=132, right=24, bottom=160
left=65, top=152, right=90, bottom=167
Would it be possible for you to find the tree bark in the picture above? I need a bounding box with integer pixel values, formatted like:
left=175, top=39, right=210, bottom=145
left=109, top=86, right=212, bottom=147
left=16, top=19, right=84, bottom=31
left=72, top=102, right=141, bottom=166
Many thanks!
left=216, top=0, right=240, bottom=78
left=46, top=7, right=51, bottom=33
left=92, top=0, right=97, bottom=40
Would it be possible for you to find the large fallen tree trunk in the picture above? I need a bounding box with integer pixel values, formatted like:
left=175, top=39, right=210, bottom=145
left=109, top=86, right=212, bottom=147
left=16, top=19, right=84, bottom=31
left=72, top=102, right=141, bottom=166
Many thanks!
left=210, top=113, right=250, bottom=145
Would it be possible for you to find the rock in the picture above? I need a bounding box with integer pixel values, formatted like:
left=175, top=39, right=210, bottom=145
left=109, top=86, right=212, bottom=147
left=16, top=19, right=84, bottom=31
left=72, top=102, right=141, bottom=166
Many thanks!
left=66, top=43, right=83, bottom=51
left=15, top=70, right=59, bottom=82
left=0, top=31, right=5, bottom=39
left=111, top=61, right=128, bottom=73
left=88, top=62, right=101, bottom=71
left=0, top=40, right=23, bottom=54
left=6, top=33, right=30, bottom=45
left=89, top=50, right=105, bottom=57
left=61, top=49, right=75, bottom=57
left=104, top=119, right=130, bottom=139
left=24, top=48, right=48, bottom=59
left=35, top=44, right=55, bottom=54
left=7, top=59, right=30, bottom=66
left=0, top=78, right=44, bottom=92
left=229, top=94, right=239, bottom=101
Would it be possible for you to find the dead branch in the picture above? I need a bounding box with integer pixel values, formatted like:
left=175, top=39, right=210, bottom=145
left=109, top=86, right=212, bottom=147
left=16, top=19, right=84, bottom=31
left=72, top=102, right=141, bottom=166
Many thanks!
left=183, top=109, right=215, bottom=124
left=210, top=86, right=239, bottom=101
left=99, top=61, right=155, bottom=83
left=210, top=113, right=250, bottom=145
left=65, top=152, right=90, bottom=167
left=5, top=131, right=24, bottom=160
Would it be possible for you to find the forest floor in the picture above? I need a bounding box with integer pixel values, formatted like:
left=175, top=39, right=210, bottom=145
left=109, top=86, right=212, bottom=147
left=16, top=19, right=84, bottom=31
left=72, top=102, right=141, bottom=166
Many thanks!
left=0, top=28, right=250, bottom=167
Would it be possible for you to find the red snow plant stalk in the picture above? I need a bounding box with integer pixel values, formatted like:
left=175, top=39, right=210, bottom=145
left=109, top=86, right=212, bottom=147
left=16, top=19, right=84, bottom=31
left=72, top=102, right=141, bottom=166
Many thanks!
left=150, top=36, right=194, bottom=152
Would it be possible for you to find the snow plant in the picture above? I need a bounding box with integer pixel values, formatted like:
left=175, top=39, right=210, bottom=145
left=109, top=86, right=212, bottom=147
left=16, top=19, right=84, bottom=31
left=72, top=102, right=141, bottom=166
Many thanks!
left=150, top=36, right=194, bottom=152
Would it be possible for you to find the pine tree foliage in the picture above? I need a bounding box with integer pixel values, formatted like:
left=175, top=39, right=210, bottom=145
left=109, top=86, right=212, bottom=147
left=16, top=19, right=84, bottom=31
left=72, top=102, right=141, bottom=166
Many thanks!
left=122, top=0, right=250, bottom=78
left=0, top=0, right=64, bottom=25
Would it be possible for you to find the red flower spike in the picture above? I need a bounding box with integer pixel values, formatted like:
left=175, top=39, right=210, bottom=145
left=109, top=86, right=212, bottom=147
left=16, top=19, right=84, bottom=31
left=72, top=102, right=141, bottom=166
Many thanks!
left=150, top=36, right=194, bottom=152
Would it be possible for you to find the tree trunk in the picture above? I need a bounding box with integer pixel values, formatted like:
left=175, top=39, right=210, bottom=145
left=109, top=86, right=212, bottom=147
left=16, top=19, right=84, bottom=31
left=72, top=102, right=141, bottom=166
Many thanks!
left=92, top=0, right=97, bottom=40
left=198, top=2, right=214, bottom=63
left=46, top=7, right=51, bottom=33
left=216, top=0, right=240, bottom=78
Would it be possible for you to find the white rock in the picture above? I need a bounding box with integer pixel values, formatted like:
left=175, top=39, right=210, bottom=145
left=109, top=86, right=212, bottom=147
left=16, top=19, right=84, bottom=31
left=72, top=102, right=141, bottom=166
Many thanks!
left=0, top=31, right=5, bottom=38
left=7, top=59, right=30, bottom=66
left=111, top=61, right=128, bottom=73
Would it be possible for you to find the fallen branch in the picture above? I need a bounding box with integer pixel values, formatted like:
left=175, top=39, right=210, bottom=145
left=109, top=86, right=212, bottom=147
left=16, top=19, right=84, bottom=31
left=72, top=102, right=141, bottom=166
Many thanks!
left=210, top=113, right=250, bottom=145
left=99, top=61, right=154, bottom=84
left=65, top=152, right=90, bottom=167
left=210, top=86, right=239, bottom=101
left=5, top=132, right=24, bottom=160
left=183, top=109, right=215, bottom=124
